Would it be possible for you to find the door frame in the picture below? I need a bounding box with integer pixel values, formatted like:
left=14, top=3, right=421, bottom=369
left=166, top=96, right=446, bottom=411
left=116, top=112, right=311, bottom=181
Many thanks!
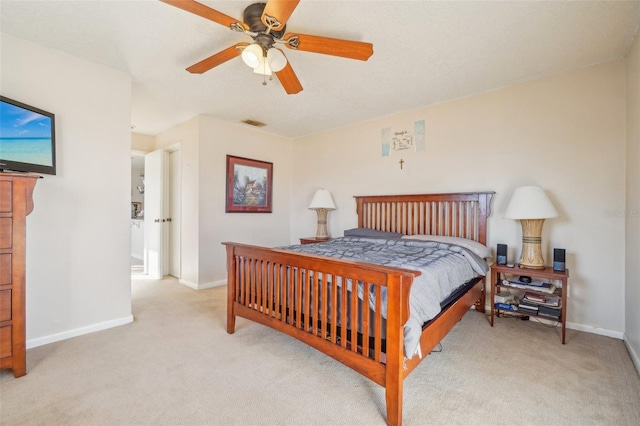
left=138, top=143, right=181, bottom=280
left=165, top=144, right=181, bottom=278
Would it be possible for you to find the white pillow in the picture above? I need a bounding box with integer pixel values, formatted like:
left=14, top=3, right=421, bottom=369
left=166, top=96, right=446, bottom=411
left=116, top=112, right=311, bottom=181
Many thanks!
left=401, top=235, right=491, bottom=259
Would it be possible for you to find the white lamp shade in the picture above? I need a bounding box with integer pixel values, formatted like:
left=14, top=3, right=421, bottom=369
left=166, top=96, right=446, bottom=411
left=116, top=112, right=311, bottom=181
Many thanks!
left=241, top=43, right=263, bottom=68
left=253, top=56, right=272, bottom=75
left=266, top=48, right=287, bottom=72
left=308, top=189, right=336, bottom=210
left=504, top=186, right=558, bottom=219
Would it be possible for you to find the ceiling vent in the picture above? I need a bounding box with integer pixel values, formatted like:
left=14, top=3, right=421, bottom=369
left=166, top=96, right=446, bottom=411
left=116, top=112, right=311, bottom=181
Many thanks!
left=241, top=119, right=266, bottom=128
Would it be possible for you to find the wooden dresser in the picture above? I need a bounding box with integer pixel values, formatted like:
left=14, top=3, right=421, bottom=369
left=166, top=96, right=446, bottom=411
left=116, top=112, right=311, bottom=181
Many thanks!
left=0, top=172, right=38, bottom=377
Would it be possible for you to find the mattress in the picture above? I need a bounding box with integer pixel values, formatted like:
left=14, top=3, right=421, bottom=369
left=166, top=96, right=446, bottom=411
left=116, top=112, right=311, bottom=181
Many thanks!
left=280, top=237, right=488, bottom=358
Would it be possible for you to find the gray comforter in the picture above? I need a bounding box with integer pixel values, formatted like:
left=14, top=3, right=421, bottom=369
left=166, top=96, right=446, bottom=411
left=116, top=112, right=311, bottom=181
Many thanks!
left=281, top=237, right=488, bottom=358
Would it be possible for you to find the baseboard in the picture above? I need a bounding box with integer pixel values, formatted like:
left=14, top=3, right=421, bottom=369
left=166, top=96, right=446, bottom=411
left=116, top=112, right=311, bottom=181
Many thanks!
left=623, top=335, right=640, bottom=376
left=566, top=321, right=624, bottom=340
left=26, top=314, right=134, bottom=349
left=179, top=278, right=226, bottom=290
left=483, top=304, right=624, bottom=340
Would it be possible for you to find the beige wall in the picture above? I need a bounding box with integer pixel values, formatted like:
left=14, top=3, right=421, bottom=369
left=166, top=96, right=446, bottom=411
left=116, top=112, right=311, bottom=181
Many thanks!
left=625, top=32, right=640, bottom=370
left=154, top=116, right=200, bottom=285
left=198, top=116, right=293, bottom=284
left=131, top=132, right=154, bottom=153
left=1, top=34, right=133, bottom=346
left=6, top=26, right=634, bottom=353
left=292, top=61, right=627, bottom=337
left=153, top=116, right=292, bottom=288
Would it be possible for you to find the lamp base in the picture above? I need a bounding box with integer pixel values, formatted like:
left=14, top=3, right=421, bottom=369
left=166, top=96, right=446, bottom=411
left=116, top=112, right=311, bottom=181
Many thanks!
left=518, top=219, right=546, bottom=269
left=315, top=208, right=330, bottom=240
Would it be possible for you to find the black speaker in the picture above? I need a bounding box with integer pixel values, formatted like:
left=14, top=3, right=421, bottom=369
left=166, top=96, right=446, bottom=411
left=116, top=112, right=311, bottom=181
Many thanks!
left=497, top=244, right=507, bottom=265
left=553, top=248, right=566, bottom=272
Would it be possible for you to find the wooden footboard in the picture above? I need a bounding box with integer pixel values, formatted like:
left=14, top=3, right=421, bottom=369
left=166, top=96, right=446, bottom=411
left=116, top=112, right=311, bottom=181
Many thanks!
left=224, top=242, right=420, bottom=424
left=223, top=191, right=494, bottom=426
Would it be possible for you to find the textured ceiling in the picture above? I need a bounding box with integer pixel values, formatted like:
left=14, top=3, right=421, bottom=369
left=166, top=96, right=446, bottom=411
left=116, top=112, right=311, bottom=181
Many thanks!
left=1, top=0, right=639, bottom=139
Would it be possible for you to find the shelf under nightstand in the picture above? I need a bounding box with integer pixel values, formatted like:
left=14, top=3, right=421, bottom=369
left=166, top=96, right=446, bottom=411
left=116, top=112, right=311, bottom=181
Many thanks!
left=490, top=263, right=569, bottom=344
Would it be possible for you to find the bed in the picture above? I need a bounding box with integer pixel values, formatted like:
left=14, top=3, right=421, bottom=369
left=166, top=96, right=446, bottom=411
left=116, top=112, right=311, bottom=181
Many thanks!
left=223, top=191, right=494, bottom=426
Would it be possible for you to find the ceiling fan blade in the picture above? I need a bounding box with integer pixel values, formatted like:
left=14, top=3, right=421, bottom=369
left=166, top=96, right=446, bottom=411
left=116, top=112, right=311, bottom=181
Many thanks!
left=283, top=33, right=373, bottom=61
left=261, top=0, right=300, bottom=31
left=160, top=0, right=247, bottom=30
left=186, top=43, right=248, bottom=74
left=275, top=60, right=303, bottom=95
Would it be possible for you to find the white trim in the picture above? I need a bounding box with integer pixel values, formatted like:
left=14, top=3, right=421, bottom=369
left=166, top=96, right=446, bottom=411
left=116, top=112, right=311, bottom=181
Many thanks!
left=164, top=142, right=181, bottom=153
left=26, top=315, right=134, bottom=349
left=483, top=304, right=625, bottom=340
left=179, top=278, right=226, bottom=290
left=566, top=321, right=624, bottom=340
left=623, top=334, right=640, bottom=376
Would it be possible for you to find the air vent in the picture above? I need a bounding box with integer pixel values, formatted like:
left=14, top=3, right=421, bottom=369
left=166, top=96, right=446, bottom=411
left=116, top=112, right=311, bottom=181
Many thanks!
left=241, top=119, right=266, bottom=128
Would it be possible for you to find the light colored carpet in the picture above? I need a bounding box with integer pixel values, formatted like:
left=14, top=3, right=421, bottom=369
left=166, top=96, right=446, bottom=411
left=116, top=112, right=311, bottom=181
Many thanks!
left=1, top=276, right=639, bottom=425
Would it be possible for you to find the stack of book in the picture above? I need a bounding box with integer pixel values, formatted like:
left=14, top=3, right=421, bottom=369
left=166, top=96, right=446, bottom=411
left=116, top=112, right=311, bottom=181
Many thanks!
left=506, top=277, right=556, bottom=294
left=517, top=292, right=561, bottom=320
left=517, top=298, right=539, bottom=315
left=494, top=291, right=515, bottom=304
left=538, top=305, right=562, bottom=320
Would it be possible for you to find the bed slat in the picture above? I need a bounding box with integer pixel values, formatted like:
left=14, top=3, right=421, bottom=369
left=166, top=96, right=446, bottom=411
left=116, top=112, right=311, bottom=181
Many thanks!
left=355, top=192, right=493, bottom=245
left=224, top=243, right=417, bottom=383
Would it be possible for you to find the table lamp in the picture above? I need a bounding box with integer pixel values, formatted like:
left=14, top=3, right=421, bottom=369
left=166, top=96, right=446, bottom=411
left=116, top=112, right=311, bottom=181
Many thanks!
left=504, top=186, right=558, bottom=269
left=308, top=189, right=336, bottom=240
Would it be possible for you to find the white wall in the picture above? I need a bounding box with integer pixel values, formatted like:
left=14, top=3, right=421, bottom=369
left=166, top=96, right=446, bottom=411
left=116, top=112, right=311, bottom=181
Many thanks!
left=292, top=61, right=627, bottom=338
left=154, top=116, right=292, bottom=288
left=1, top=34, right=133, bottom=346
left=131, top=220, right=144, bottom=260
left=625, top=33, right=640, bottom=370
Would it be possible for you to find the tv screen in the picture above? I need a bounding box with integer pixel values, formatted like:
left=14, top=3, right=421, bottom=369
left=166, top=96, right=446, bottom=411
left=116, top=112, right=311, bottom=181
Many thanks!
left=0, top=96, right=56, bottom=175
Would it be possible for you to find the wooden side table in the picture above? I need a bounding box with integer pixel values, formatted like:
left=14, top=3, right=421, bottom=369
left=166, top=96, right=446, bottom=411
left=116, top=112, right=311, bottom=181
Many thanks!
left=299, top=237, right=333, bottom=245
left=490, top=263, right=569, bottom=344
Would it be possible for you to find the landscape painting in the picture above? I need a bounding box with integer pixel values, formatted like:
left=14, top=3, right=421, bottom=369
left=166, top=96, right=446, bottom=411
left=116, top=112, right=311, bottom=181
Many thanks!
left=226, top=155, right=273, bottom=213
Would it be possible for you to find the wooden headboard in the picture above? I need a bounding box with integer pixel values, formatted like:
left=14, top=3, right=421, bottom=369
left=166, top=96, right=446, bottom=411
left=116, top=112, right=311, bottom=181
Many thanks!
left=354, top=192, right=494, bottom=245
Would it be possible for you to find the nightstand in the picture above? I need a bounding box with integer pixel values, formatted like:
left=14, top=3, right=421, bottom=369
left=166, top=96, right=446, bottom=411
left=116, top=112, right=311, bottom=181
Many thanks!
left=299, top=237, right=333, bottom=245
left=490, top=263, right=569, bottom=344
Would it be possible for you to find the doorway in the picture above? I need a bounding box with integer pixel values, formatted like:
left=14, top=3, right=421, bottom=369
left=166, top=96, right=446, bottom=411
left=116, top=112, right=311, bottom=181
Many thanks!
left=143, top=145, right=181, bottom=280
left=131, top=152, right=145, bottom=276
left=168, top=149, right=181, bottom=278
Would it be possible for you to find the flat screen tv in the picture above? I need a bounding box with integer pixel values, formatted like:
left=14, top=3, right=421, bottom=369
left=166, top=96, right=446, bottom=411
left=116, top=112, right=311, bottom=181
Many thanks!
left=0, top=96, right=56, bottom=175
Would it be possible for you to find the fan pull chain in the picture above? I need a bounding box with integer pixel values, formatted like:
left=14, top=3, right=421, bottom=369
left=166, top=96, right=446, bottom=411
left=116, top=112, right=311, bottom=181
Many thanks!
left=260, top=54, right=268, bottom=86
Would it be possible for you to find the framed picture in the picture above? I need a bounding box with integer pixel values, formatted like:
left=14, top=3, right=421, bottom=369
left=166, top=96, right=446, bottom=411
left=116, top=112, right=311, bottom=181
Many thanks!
left=226, top=155, right=273, bottom=213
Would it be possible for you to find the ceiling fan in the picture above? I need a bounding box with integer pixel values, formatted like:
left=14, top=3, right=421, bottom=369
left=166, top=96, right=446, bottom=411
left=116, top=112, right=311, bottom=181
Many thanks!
left=160, top=0, right=374, bottom=94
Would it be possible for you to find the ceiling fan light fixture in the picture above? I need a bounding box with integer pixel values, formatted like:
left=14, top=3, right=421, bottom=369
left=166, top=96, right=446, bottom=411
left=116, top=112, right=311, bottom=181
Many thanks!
left=266, top=48, right=287, bottom=72
left=253, top=56, right=272, bottom=76
left=241, top=43, right=263, bottom=68
left=163, top=0, right=372, bottom=95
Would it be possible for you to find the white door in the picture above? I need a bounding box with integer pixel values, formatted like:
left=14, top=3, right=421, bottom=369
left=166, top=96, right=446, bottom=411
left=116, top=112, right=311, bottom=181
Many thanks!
left=144, top=149, right=164, bottom=279
left=168, top=150, right=181, bottom=278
